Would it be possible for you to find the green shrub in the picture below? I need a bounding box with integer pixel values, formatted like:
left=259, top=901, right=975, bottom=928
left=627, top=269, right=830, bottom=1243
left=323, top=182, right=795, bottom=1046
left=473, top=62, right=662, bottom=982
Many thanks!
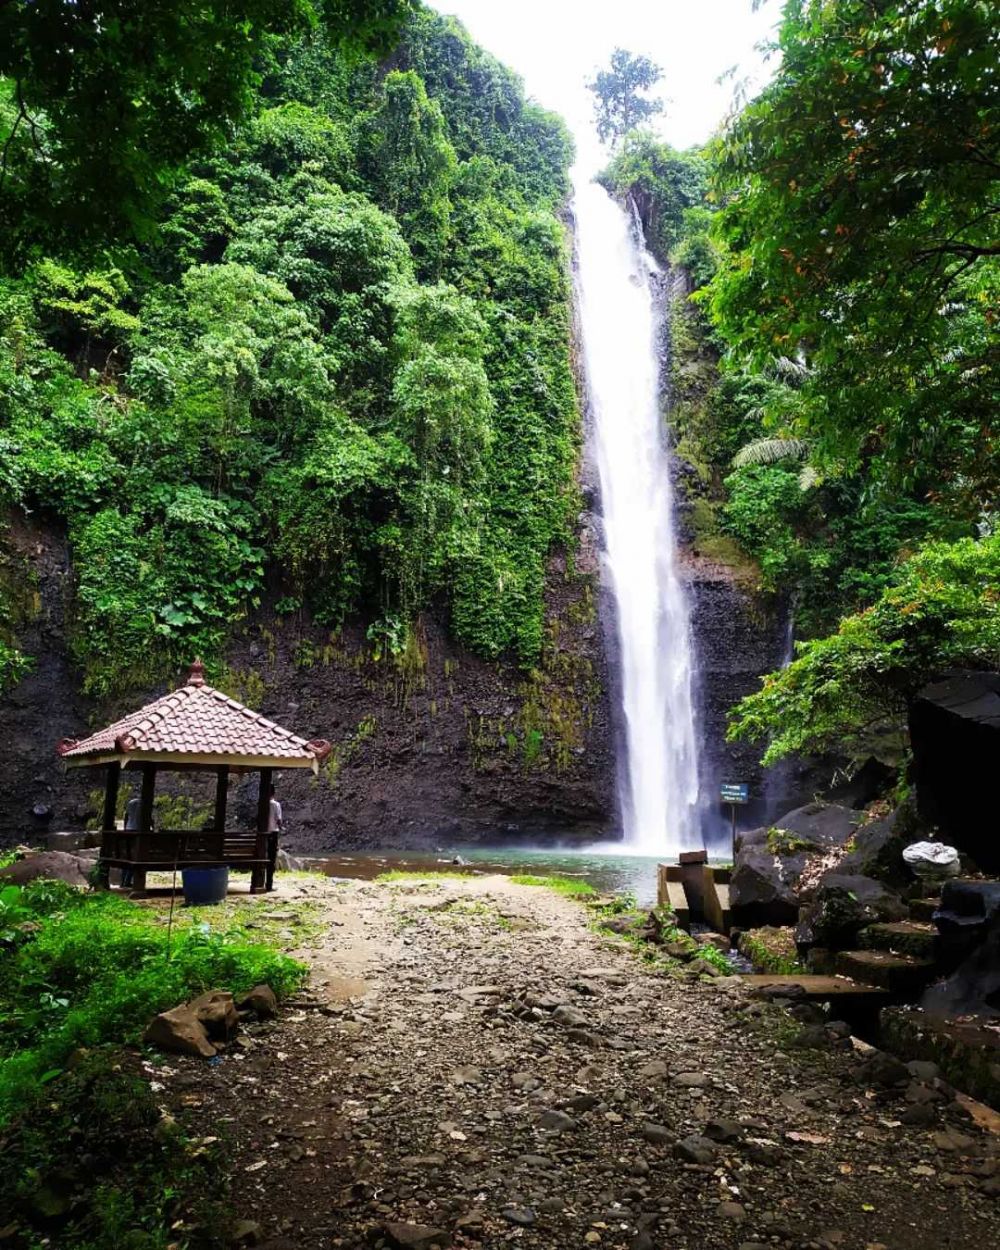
left=0, top=886, right=305, bottom=1123
left=0, top=1051, right=229, bottom=1249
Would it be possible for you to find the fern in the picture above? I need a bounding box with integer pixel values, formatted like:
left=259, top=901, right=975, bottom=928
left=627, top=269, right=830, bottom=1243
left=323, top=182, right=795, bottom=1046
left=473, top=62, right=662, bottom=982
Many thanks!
left=732, top=437, right=811, bottom=468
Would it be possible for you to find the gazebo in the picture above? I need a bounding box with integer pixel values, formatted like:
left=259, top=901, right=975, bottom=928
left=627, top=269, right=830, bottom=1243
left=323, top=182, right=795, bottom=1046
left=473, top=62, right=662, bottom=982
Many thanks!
left=57, top=660, right=330, bottom=894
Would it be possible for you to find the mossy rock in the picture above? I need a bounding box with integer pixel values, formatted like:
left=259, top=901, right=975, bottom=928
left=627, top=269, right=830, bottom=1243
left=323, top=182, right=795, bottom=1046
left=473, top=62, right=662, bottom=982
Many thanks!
left=736, top=926, right=803, bottom=974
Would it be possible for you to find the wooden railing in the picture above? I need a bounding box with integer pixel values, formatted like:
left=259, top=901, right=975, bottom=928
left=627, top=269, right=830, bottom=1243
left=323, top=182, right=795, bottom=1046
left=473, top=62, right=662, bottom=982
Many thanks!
left=99, top=828, right=274, bottom=871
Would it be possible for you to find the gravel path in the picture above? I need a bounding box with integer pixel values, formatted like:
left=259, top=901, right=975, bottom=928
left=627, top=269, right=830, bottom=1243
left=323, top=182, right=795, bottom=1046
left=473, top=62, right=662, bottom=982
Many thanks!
left=156, top=874, right=1000, bottom=1250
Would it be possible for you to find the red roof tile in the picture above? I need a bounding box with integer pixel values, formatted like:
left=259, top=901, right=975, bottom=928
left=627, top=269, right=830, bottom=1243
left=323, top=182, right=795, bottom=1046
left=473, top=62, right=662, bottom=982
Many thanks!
left=57, top=661, right=330, bottom=769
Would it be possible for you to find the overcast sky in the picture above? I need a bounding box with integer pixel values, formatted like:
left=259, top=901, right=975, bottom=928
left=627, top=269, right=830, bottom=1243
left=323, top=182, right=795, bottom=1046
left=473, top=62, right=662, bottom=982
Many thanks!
left=432, top=0, right=781, bottom=170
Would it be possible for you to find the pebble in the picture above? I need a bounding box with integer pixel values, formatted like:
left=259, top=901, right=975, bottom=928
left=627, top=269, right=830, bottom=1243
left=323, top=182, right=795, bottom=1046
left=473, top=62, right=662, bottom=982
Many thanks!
left=672, top=1071, right=709, bottom=1088
left=704, top=1117, right=743, bottom=1143
left=637, top=1060, right=668, bottom=1079
left=553, top=1004, right=590, bottom=1028
left=537, top=1109, right=576, bottom=1133
left=673, top=1135, right=718, bottom=1164
left=501, top=1205, right=535, bottom=1226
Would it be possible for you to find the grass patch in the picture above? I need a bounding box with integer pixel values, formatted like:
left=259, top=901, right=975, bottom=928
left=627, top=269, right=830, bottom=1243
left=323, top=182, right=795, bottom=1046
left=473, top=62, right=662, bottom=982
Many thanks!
left=509, top=874, right=597, bottom=898
left=765, top=827, right=815, bottom=856
left=374, top=869, right=477, bottom=884
left=737, top=925, right=804, bottom=974
left=0, top=880, right=306, bottom=1125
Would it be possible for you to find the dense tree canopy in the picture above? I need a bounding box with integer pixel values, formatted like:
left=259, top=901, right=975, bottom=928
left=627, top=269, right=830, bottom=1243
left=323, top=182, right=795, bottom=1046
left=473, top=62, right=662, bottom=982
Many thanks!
left=711, top=0, right=999, bottom=764
left=0, top=6, right=578, bottom=695
left=710, top=0, right=999, bottom=514
left=0, top=0, right=417, bottom=258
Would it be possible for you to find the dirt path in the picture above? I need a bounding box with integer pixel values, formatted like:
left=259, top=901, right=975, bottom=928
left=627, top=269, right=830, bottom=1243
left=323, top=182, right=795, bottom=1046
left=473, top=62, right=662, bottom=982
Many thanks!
left=156, top=875, right=999, bottom=1250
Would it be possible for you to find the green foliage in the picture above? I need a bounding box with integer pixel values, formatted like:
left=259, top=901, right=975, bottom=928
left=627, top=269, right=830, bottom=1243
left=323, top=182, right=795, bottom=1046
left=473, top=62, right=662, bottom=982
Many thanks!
left=0, top=544, right=32, bottom=693
left=587, top=49, right=664, bottom=148
left=709, top=0, right=1000, bottom=512
left=0, top=1051, right=230, bottom=1249
left=508, top=874, right=597, bottom=898
left=0, top=0, right=416, bottom=258
left=729, top=534, right=1000, bottom=765
left=732, top=438, right=810, bottom=470
left=0, top=884, right=306, bottom=1122
left=765, top=827, right=814, bottom=856
left=737, top=926, right=803, bottom=975
left=0, top=5, right=579, bottom=693
left=599, top=135, right=708, bottom=260
left=356, top=70, right=457, bottom=274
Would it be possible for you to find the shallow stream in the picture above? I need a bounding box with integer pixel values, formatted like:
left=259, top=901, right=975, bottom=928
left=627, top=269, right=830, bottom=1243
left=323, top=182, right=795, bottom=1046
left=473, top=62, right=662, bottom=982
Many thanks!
left=305, top=845, right=689, bottom=908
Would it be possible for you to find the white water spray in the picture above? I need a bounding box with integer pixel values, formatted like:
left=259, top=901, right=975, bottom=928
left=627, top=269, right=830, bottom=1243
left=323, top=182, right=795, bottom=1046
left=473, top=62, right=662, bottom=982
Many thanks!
left=574, top=173, right=701, bottom=855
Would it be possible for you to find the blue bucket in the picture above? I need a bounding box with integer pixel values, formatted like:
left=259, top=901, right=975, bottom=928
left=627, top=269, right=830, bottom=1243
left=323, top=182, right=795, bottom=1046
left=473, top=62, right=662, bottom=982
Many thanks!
left=181, top=866, right=229, bottom=906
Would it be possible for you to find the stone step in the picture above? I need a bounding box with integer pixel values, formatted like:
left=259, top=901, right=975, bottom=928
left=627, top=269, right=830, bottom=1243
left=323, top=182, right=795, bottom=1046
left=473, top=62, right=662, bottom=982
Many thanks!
left=908, top=897, right=941, bottom=923
left=834, top=949, right=938, bottom=996
left=882, top=1007, right=1000, bottom=1112
left=740, top=973, right=889, bottom=1002
left=857, top=920, right=937, bottom=959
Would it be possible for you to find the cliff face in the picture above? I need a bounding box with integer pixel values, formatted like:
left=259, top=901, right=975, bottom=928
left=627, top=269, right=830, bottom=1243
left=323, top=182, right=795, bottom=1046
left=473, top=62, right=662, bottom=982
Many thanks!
left=0, top=510, right=615, bottom=850
left=1, top=254, right=810, bottom=854
left=686, top=559, right=800, bottom=831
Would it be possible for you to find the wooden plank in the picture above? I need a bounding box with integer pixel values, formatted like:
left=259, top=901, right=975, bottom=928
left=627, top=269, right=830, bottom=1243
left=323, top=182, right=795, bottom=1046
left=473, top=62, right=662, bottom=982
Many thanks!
left=701, top=866, right=728, bottom=934
left=138, top=763, right=157, bottom=830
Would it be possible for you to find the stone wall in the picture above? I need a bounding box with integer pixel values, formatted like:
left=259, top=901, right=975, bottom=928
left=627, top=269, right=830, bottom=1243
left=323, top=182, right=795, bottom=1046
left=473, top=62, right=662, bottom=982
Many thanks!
left=0, top=510, right=616, bottom=852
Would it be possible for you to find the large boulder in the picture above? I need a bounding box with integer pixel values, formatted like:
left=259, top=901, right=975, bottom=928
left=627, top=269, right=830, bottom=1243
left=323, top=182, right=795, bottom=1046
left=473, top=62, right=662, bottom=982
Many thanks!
left=933, top=878, right=1000, bottom=968
left=910, top=673, right=1000, bottom=872
left=768, top=802, right=863, bottom=849
left=795, top=873, right=907, bottom=949
left=838, top=810, right=910, bottom=884
left=0, top=850, right=92, bottom=888
left=730, top=845, right=809, bottom=929
left=921, top=912, right=1000, bottom=1020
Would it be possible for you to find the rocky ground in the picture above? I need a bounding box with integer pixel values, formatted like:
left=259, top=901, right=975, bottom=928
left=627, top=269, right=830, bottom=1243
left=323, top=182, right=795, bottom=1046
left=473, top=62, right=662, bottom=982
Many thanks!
left=147, top=873, right=1000, bottom=1250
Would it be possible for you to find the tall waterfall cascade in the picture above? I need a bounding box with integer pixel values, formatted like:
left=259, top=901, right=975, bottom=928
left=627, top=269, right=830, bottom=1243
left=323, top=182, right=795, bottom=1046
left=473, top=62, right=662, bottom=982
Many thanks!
left=574, top=173, right=702, bottom=856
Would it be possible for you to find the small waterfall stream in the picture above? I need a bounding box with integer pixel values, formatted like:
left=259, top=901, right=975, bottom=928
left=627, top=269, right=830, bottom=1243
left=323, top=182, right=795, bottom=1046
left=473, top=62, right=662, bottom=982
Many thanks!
left=574, top=173, right=701, bottom=856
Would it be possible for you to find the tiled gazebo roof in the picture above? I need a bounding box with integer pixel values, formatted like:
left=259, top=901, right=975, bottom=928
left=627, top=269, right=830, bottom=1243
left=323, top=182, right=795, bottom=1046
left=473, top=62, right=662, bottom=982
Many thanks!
left=58, top=661, right=331, bottom=771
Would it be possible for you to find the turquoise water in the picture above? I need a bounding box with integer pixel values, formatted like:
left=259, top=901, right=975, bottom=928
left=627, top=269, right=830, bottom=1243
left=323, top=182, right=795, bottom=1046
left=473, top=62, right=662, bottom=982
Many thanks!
left=307, top=844, right=667, bottom=905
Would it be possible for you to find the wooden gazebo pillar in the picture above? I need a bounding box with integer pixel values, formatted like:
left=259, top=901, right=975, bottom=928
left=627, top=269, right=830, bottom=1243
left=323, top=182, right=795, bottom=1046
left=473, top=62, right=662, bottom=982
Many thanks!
left=96, top=761, right=121, bottom=887
left=213, top=765, right=229, bottom=832
left=131, top=763, right=157, bottom=893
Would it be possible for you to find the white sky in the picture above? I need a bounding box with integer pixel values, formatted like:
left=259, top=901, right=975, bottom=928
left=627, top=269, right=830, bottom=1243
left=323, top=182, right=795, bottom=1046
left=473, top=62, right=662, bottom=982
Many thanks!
left=433, top=0, right=782, bottom=171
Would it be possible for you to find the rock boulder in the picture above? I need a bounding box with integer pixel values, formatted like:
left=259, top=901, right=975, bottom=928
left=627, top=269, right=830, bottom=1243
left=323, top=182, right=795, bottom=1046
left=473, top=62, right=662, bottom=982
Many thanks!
left=237, top=984, right=278, bottom=1019
left=768, top=802, right=863, bottom=849
left=0, top=850, right=92, bottom=888
left=837, top=810, right=909, bottom=884
left=730, top=846, right=808, bottom=929
left=188, top=990, right=240, bottom=1041
left=794, top=874, right=906, bottom=949
left=143, top=1005, right=217, bottom=1059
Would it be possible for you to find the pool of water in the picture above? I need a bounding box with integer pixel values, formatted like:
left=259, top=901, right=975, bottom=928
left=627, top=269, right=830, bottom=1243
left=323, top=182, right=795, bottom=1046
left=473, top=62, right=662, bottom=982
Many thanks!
left=304, top=844, right=677, bottom=907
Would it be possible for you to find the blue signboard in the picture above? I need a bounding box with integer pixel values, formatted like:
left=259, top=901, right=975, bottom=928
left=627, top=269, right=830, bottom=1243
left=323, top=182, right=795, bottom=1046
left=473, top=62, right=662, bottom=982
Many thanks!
left=720, top=783, right=749, bottom=804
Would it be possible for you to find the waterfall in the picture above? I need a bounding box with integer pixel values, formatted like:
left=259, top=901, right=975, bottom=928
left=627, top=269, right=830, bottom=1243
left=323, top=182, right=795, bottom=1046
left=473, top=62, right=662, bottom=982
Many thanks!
left=574, top=173, right=702, bottom=856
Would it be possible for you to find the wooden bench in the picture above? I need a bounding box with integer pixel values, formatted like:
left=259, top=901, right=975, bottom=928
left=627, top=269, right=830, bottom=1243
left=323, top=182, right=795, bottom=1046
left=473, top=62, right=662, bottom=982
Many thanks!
left=99, top=829, right=277, bottom=893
